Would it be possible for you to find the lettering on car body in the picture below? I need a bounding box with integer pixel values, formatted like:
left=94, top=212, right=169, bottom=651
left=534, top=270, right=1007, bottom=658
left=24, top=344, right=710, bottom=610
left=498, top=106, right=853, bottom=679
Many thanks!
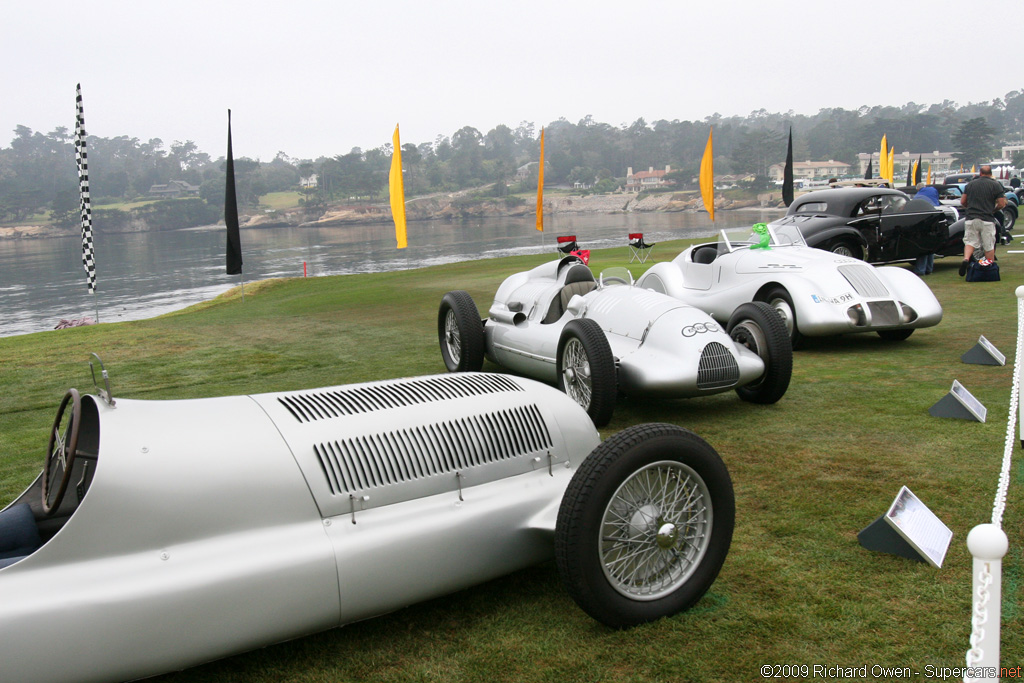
left=811, top=293, right=854, bottom=304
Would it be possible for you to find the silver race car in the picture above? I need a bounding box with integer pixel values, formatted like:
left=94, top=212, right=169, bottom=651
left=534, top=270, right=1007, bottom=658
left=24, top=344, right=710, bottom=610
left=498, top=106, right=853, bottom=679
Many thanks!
left=0, top=360, right=733, bottom=683
left=438, top=255, right=792, bottom=426
left=636, top=225, right=943, bottom=348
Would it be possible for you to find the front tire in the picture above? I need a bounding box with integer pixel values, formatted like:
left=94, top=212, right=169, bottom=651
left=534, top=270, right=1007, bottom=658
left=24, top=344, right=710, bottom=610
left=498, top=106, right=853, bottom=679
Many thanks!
left=758, top=286, right=803, bottom=350
left=877, top=329, right=914, bottom=341
left=555, top=423, right=734, bottom=628
left=438, top=291, right=484, bottom=372
left=727, top=302, right=792, bottom=404
left=825, top=238, right=863, bottom=260
left=557, top=318, right=617, bottom=427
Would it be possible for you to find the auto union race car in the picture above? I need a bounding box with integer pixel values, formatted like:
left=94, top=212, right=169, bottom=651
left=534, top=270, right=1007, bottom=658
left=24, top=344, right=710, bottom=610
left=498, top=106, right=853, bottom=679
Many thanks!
left=0, top=361, right=734, bottom=683
left=635, top=225, right=943, bottom=348
left=438, top=256, right=792, bottom=426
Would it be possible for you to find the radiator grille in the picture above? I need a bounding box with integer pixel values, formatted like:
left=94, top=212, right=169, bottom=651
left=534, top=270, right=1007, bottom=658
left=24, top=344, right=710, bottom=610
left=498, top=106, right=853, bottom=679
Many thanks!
left=313, top=404, right=553, bottom=495
left=838, top=264, right=889, bottom=297
left=279, top=374, right=523, bottom=423
left=868, top=301, right=900, bottom=326
left=697, top=342, right=740, bottom=390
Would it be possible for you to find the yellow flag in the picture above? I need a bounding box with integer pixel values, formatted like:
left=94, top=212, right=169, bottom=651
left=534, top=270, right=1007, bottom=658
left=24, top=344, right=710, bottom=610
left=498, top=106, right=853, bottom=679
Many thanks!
left=536, top=128, right=545, bottom=232
left=971, top=164, right=976, bottom=174
left=912, top=160, right=919, bottom=184
left=887, top=147, right=895, bottom=183
left=927, top=162, right=932, bottom=185
left=389, top=124, right=407, bottom=249
left=700, top=128, right=714, bottom=221
left=880, top=135, right=887, bottom=180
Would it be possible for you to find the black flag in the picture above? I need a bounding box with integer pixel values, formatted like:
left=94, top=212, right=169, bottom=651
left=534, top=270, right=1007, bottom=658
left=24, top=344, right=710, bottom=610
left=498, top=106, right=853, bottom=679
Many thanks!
left=906, top=159, right=913, bottom=187
left=914, top=154, right=923, bottom=185
left=782, top=128, right=794, bottom=207
left=225, top=109, right=243, bottom=275
left=865, top=157, right=873, bottom=180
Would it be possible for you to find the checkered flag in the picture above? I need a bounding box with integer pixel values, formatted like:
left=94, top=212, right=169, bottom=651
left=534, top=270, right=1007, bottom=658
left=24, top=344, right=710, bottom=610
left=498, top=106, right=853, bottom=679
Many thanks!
left=76, top=83, right=96, bottom=294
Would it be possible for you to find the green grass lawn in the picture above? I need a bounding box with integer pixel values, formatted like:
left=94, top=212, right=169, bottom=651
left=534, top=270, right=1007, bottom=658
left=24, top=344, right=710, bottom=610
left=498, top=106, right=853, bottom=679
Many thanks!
left=260, top=191, right=303, bottom=211
left=1, top=240, right=1022, bottom=682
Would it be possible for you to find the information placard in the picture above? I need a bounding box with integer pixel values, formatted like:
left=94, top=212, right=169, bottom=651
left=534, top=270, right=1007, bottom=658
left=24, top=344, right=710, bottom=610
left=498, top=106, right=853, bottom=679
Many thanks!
left=883, top=487, right=953, bottom=568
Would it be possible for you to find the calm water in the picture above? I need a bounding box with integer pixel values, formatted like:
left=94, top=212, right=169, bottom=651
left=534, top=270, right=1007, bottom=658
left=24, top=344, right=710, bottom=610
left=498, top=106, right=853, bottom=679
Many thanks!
left=0, top=210, right=781, bottom=338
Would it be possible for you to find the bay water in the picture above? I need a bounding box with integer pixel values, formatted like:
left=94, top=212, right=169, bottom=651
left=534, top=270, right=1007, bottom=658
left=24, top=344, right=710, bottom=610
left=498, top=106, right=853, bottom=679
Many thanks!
left=0, top=210, right=780, bottom=338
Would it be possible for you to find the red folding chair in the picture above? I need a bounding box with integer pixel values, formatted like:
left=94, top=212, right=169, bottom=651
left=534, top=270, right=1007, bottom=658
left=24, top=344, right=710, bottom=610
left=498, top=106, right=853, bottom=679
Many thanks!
left=556, top=235, right=580, bottom=255
left=628, top=233, right=655, bottom=263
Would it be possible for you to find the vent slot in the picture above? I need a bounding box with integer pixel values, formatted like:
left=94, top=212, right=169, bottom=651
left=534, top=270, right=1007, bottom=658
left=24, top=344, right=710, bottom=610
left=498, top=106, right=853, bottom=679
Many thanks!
left=279, top=374, right=523, bottom=423
left=838, top=264, right=888, bottom=298
left=697, top=342, right=740, bottom=390
left=867, top=301, right=900, bottom=326
left=313, top=404, right=553, bottom=496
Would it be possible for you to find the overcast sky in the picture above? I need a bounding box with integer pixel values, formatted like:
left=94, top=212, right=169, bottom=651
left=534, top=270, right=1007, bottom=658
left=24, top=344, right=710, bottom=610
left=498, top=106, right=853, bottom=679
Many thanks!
left=4, top=0, right=1016, bottom=162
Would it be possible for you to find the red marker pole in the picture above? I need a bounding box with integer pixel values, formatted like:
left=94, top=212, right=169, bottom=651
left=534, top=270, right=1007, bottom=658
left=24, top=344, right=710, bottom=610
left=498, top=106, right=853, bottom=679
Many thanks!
left=303, top=262, right=307, bottom=277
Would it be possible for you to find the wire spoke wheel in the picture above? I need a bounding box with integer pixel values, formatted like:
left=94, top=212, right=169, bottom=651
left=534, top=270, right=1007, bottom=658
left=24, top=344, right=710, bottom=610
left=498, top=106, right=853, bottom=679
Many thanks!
left=600, top=460, right=711, bottom=600
left=561, top=338, right=593, bottom=409
left=444, top=309, right=462, bottom=365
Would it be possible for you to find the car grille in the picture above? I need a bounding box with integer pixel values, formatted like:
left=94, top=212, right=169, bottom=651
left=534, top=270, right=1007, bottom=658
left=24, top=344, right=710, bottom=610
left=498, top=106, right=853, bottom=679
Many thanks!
left=868, top=301, right=900, bottom=326
left=838, top=264, right=889, bottom=298
left=278, top=374, right=523, bottom=423
left=697, top=342, right=740, bottom=390
left=313, top=404, right=553, bottom=496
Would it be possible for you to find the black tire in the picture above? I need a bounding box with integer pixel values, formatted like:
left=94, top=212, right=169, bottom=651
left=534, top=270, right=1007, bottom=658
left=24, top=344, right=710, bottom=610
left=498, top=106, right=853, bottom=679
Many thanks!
left=758, top=286, right=803, bottom=350
left=556, top=318, right=616, bottom=427
left=438, top=291, right=484, bottom=372
left=1002, top=205, right=1017, bottom=232
left=555, top=423, right=734, bottom=628
left=825, top=237, right=863, bottom=260
left=877, top=329, right=914, bottom=341
left=726, top=302, right=792, bottom=404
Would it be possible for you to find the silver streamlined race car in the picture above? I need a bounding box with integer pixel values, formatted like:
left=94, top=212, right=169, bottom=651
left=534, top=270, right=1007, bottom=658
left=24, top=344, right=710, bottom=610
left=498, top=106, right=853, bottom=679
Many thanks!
left=635, top=225, right=943, bottom=348
left=438, top=256, right=792, bottom=427
left=0, top=360, right=733, bottom=683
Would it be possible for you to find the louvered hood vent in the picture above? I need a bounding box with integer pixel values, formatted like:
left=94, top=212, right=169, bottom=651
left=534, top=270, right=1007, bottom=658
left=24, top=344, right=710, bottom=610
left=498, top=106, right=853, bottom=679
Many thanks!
left=314, top=404, right=553, bottom=503
left=278, top=373, right=523, bottom=423
left=838, top=264, right=889, bottom=298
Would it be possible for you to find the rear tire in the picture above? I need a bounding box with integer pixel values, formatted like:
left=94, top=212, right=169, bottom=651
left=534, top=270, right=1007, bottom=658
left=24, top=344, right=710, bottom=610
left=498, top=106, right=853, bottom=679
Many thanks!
left=438, top=291, right=484, bottom=372
left=727, top=302, right=792, bottom=404
left=555, top=423, right=734, bottom=628
left=557, top=319, right=617, bottom=427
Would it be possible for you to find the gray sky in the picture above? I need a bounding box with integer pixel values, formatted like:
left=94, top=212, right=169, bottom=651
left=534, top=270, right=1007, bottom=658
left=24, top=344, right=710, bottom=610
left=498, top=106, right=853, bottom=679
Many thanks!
left=4, top=0, right=1016, bottom=161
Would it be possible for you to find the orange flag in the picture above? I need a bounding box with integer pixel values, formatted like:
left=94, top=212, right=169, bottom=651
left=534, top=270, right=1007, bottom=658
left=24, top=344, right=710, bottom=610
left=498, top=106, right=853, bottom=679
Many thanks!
left=536, top=128, right=545, bottom=232
left=880, top=135, right=888, bottom=180
left=927, top=162, right=932, bottom=185
left=700, top=128, right=715, bottom=221
left=389, top=124, right=407, bottom=249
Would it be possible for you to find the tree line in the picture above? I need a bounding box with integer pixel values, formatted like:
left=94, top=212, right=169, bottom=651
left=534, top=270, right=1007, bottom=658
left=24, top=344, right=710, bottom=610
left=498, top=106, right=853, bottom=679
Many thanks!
left=2, top=91, right=1023, bottom=225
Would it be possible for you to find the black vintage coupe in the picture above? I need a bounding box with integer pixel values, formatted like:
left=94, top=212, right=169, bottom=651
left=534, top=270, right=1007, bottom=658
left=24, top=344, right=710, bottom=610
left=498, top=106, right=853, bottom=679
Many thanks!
left=768, top=187, right=962, bottom=263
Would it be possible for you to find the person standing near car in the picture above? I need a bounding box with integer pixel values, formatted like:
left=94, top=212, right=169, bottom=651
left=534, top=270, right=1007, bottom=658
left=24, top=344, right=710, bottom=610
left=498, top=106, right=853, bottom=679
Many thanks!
left=959, top=165, right=1007, bottom=276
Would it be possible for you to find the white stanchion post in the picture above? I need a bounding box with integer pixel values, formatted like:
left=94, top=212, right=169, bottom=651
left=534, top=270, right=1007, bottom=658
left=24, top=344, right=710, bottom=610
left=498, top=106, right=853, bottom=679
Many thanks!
left=965, top=524, right=1008, bottom=681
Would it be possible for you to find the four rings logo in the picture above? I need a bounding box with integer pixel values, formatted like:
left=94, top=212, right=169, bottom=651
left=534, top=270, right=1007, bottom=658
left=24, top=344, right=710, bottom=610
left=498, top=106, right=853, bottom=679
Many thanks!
left=681, top=322, right=720, bottom=337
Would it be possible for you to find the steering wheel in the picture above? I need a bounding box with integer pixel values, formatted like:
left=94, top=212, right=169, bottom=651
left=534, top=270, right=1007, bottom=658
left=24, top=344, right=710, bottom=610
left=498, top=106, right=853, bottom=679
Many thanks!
left=42, top=389, right=82, bottom=515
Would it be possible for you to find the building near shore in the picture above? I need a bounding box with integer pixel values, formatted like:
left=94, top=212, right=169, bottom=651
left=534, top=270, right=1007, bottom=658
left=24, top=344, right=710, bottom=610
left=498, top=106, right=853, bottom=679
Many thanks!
left=767, top=160, right=851, bottom=182
left=625, top=166, right=673, bottom=192
left=855, top=151, right=957, bottom=177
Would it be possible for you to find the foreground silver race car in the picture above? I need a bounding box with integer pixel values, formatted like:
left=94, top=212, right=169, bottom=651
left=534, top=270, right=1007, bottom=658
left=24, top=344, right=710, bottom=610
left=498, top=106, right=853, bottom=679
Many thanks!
left=635, top=225, right=943, bottom=348
left=438, top=256, right=792, bottom=426
left=0, top=362, right=733, bottom=683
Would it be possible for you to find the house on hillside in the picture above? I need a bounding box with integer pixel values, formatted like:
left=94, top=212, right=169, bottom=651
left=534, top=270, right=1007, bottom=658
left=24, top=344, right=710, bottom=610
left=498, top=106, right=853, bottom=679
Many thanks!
left=625, top=166, right=673, bottom=192
left=767, top=160, right=851, bottom=182
left=147, top=180, right=200, bottom=198
left=300, top=174, right=318, bottom=189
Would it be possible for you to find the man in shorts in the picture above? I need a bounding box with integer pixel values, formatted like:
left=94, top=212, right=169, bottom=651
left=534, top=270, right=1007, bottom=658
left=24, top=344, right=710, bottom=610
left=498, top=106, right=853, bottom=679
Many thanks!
left=959, top=165, right=1007, bottom=276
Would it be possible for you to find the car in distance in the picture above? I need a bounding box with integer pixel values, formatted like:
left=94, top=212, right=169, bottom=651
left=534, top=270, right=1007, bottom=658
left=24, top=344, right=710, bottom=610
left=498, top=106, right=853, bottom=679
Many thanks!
left=0, top=363, right=735, bottom=682
left=438, top=256, right=792, bottom=426
left=769, top=187, right=961, bottom=263
left=635, top=225, right=943, bottom=348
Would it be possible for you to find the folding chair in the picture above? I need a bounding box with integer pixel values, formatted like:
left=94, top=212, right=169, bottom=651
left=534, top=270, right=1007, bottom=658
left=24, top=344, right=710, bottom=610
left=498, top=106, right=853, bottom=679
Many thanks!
left=628, top=233, right=656, bottom=263
left=556, top=235, right=580, bottom=256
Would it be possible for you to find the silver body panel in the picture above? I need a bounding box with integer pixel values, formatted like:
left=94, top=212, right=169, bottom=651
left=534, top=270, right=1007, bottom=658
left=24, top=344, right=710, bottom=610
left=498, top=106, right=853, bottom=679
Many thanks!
left=636, top=238, right=942, bottom=337
left=0, top=373, right=599, bottom=683
left=484, top=259, right=766, bottom=398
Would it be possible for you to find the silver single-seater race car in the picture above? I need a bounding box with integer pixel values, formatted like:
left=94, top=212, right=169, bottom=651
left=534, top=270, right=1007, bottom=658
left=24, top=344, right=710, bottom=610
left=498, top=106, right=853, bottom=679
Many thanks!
left=635, top=224, right=943, bottom=348
left=0, top=361, right=734, bottom=683
left=438, top=256, right=792, bottom=426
